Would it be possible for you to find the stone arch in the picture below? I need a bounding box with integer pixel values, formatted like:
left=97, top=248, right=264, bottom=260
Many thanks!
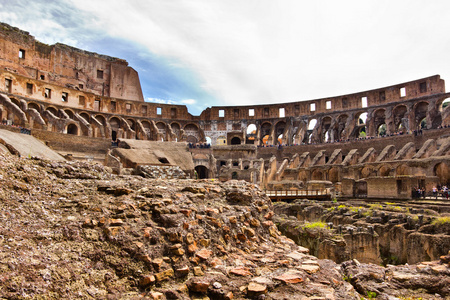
left=141, top=120, right=152, bottom=140
left=373, top=109, right=386, bottom=136
left=171, top=122, right=181, bottom=141
left=231, top=137, right=241, bottom=145
left=79, top=112, right=90, bottom=123
left=10, top=97, right=21, bottom=108
left=127, top=119, right=136, bottom=131
left=184, top=123, right=200, bottom=143
left=109, top=116, right=121, bottom=141
left=274, top=121, right=286, bottom=145
left=360, top=166, right=373, bottom=178
left=45, top=106, right=58, bottom=116
left=336, top=114, right=348, bottom=140
left=321, top=116, right=332, bottom=143
left=27, top=102, right=41, bottom=113
left=246, top=123, right=257, bottom=144
left=195, top=165, right=209, bottom=179
left=66, top=123, right=79, bottom=135
left=260, top=122, right=272, bottom=145
left=63, top=109, right=75, bottom=119
left=377, top=123, right=387, bottom=137
left=379, top=164, right=392, bottom=177
left=414, top=101, right=428, bottom=130
left=328, top=167, right=340, bottom=183
left=217, top=135, right=227, bottom=145
left=156, top=121, right=167, bottom=141
left=95, top=114, right=107, bottom=126
left=311, top=169, right=323, bottom=180
left=109, top=116, right=121, bottom=129
left=187, top=135, right=198, bottom=144
left=393, top=104, right=408, bottom=132
left=305, top=119, right=317, bottom=143
left=396, top=164, right=410, bottom=176
left=434, top=162, right=449, bottom=185
left=298, top=170, right=308, bottom=182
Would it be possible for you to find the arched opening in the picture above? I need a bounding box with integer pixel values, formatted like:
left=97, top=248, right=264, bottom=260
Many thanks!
left=311, top=169, right=323, bottom=180
left=329, top=168, right=340, bottom=183
left=171, top=122, right=181, bottom=140
left=373, top=109, right=386, bottom=136
left=393, top=105, right=408, bottom=133
left=186, top=136, right=198, bottom=144
left=305, top=119, right=317, bottom=143
left=419, top=117, right=427, bottom=130
left=27, top=102, right=41, bottom=112
left=441, top=98, right=450, bottom=110
left=156, top=122, right=166, bottom=141
left=321, top=117, right=332, bottom=143
left=80, top=112, right=90, bottom=123
left=64, top=109, right=75, bottom=119
left=46, top=107, right=58, bottom=116
left=217, top=136, right=227, bottom=145
left=231, top=137, right=241, bottom=145
left=127, top=119, right=136, bottom=131
left=434, top=162, right=449, bottom=185
left=379, top=165, right=391, bottom=177
left=277, top=134, right=283, bottom=144
left=260, top=122, right=272, bottom=145
left=246, top=124, right=257, bottom=144
left=67, top=124, right=78, bottom=135
left=377, top=124, right=387, bottom=137
left=360, top=166, right=372, bottom=179
left=195, top=165, right=209, bottom=179
left=414, top=101, right=428, bottom=130
left=141, top=121, right=152, bottom=140
left=396, top=164, right=409, bottom=176
left=274, top=121, right=286, bottom=145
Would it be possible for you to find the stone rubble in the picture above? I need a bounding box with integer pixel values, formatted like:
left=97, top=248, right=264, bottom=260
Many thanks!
left=0, top=152, right=448, bottom=299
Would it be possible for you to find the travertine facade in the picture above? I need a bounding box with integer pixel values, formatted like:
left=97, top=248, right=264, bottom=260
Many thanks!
left=1, top=22, right=450, bottom=199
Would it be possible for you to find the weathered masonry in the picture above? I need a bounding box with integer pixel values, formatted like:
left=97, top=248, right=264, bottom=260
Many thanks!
left=1, top=22, right=450, bottom=199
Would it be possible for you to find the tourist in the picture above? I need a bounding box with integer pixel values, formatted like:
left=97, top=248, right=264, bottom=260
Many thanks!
left=432, top=186, right=438, bottom=199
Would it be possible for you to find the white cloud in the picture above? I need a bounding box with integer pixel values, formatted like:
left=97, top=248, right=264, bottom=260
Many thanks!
left=180, top=99, right=196, bottom=105
left=146, top=97, right=175, bottom=104
left=69, top=0, right=450, bottom=107
left=4, top=0, right=450, bottom=110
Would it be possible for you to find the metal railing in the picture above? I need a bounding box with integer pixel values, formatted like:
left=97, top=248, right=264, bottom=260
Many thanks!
left=265, top=189, right=330, bottom=197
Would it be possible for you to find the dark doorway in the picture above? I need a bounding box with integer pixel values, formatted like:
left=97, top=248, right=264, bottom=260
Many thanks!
left=67, top=124, right=78, bottom=135
left=195, top=165, right=209, bottom=179
left=112, top=130, right=117, bottom=141
left=231, top=137, right=241, bottom=145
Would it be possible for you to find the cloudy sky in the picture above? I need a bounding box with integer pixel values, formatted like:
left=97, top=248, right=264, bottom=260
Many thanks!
left=1, top=0, right=450, bottom=115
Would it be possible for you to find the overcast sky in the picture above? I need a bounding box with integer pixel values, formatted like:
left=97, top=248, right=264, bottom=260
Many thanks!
left=1, top=0, right=450, bottom=115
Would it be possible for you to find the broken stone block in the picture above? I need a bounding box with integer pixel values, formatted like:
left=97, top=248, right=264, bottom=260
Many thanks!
left=247, top=282, right=267, bottom=298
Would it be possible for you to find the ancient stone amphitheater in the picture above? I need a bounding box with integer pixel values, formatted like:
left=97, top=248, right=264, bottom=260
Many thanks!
left=1, top=22, right=450, bottom=300
left=1, top=22, right=449, bottom=200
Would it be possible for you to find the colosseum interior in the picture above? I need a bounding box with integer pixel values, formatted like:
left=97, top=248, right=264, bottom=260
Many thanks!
left=1, top=21, right=450, bottom=200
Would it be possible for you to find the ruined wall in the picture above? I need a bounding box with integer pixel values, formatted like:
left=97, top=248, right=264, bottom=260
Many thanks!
left=1, top=22, right=450, bottom=196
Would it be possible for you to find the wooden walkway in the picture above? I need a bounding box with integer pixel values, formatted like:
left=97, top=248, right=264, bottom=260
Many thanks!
left=266, top=189, right=332, bottom=201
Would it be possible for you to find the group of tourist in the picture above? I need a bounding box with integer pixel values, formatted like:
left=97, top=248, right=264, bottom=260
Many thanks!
left=413, top=185, right=449, bottom=199
left=188, top=142, right=211, bottom=149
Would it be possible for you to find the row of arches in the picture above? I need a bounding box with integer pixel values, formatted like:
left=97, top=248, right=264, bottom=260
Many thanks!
left=1, top=98, right=205, bottom=143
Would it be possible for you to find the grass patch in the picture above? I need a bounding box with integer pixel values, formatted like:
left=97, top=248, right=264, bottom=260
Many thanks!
left=303, top=221, right=327, bottom=229
left=432, top=216, right=450, bottom=226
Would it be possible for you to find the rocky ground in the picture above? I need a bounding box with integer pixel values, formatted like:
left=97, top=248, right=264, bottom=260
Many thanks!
left=0, top=152, right=449, bottom=299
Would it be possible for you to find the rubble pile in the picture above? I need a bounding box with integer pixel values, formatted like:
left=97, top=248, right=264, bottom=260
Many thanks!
left=0, top=152, right=449, bottom=299
left=136, top=165, right=188, bottom=179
